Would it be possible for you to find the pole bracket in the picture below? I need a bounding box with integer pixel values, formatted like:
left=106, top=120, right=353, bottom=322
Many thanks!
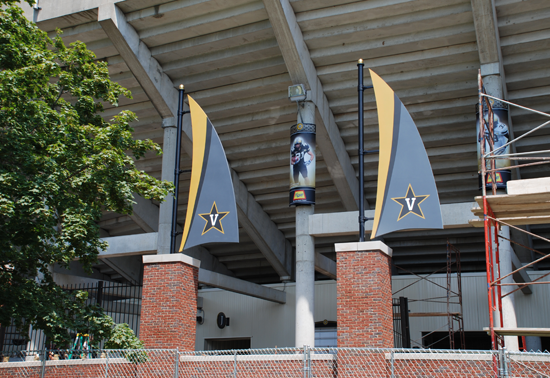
left=358, top=85, right=373, bottom=92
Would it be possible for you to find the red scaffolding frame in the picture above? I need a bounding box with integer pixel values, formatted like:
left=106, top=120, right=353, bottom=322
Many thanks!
left=475, top=70, right=550, bottom=352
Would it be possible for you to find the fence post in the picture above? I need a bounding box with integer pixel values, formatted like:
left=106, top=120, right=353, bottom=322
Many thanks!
left=233, top=350, right=237, bottom=378
left=174, top=348, right=180, bottom=378
left=40, top=349, right=47, bottom=378
left=390, top=350, right=395, bottom=378
left=498, top=348, right=509, bottom=378
left=302, top=346, right=308, bottom=378
left=501, top=348, right=509, bottom=378
left=307, top=346, right=312, bottom=378
left=105, top=350, right=109, bottom=378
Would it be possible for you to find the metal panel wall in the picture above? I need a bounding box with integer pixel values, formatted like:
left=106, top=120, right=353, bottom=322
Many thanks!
left=196, top=272, right=550, bottom=350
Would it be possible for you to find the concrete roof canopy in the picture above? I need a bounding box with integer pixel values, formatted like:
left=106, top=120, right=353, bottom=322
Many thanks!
left=25, top=0, right=550, bottom=285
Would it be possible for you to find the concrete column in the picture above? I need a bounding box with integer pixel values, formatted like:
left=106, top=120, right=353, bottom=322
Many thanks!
left=482, top=64, right=519, bottom=351
left=158, top=117, right=177, bottom=254
left=295, top=205, right=315, bottom=348
left=295, top=100, right=316, bottom=348
left=497, top=226, right=519, bottom=351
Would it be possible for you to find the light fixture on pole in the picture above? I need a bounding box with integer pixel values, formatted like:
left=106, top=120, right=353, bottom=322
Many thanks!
left=288, top=84, right=307, bottom=102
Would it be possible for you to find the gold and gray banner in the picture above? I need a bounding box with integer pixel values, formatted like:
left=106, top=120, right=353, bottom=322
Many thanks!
left=180, top=96, right=239, bottom=250
left=370, top=70, right=443, bottom=239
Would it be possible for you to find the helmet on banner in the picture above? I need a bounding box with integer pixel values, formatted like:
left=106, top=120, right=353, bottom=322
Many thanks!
left=294, top=138, right=302, bottom=147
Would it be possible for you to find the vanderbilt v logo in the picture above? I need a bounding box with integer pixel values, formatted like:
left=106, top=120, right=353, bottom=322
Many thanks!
left=209, top=214, right=219, bottom=225
left=405, top=198, right=416, bottom=211
left=391, top=184, right=429, bottom=221
left=199, top=202, right=229, bottom=235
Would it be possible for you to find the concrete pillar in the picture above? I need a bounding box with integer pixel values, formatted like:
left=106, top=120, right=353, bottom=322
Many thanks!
left=496, top=226, right=519, bottom=350
left=482, top=64, right=519, bottom=351
left=158, top=117, right=177, bottom=254
left=336, top=241, right=394, bottom=348
left=295, top=205, right=315, bottom=348
left=294, top=100, right=316, bottom=348
left=140, top=254, right=200, bottom=350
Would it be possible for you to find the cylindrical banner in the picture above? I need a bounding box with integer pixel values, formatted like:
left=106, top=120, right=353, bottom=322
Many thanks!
left=290, top=123, right=316, bottom=205
left=476, top=100, right=511, bottom=189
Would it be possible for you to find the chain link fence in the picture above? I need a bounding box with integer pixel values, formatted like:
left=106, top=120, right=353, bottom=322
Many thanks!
left=0, top=347, right=549, bottom=378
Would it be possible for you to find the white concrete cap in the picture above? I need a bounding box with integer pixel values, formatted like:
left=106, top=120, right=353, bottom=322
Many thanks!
left=507, top=177, right=550, bottom=195
left=334, top=241, right=392, bottom=257
left=143, top=253, right=201, bottom=268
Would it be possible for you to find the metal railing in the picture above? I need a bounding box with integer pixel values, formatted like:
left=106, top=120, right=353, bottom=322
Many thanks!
left=1, top=347, right=549, bottom=378
left=1, top=282, right=142, bottom=356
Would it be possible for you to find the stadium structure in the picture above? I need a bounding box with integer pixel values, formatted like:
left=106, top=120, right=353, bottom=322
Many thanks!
left=3, top=0, right=550, bottom=354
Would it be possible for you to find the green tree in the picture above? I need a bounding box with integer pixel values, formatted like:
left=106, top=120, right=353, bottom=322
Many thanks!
left=0, top=1, right=172, bottom=345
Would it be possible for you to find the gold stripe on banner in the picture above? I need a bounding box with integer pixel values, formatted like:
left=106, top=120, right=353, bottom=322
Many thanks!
left=370, top=69, right=395, bottom=239
left=180, top=96, right=208, bottom=251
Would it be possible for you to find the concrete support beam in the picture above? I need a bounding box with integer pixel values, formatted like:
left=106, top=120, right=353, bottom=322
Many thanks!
left=309, top=202, right=476, bottom=237
left=102, top=255, right=142, bottom=285
left=99, top=3, right=293, bottom=280
left=233, top=170, right=293, bottom=279
left=98, top=4, right=178, bottom=118
left=511, top=251, right=532, bottom=295
left=262, top=0, right=360, bottom=211
left=130, top=194, right=159, bottom=233
left=186, top=247, right=234, bottom=277
left=98, top=231, right=233, bottom=276
left=470, top=0, right=500, bottom=65
left=198, top=269, right=286, bottom=304
left=99, top=233, right=158, bottom=258
left=314, top=252, right=336, bottom=279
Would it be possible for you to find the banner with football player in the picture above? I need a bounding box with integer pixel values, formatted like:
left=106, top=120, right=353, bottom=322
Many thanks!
left=369, top=69, right=443, bottom=239
left=476, top=102, right=511, bottom=189
left=180, top=96, right=239, bottom=250
left=290, top=123, right=316, bottom=205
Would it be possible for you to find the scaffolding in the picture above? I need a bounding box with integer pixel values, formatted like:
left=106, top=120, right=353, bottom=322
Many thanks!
left=392, top=241, right=465, bottom=349
left=473, top=70, right=550, bottom=351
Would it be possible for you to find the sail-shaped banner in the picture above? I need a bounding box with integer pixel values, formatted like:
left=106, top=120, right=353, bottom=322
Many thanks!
left=370, top=70, right=443, bottom=239
left=180, top=96, right=239, bottom=251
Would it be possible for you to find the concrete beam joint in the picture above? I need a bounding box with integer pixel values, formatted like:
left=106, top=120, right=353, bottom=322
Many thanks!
left=162, top=117, right=176, bottom=128
left=480, top=62, right=500, bottom=77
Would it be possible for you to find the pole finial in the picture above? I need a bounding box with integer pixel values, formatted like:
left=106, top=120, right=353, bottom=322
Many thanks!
left=179, top=84, right=185, bottom=90
left=358, top=59, right=364, bottom=64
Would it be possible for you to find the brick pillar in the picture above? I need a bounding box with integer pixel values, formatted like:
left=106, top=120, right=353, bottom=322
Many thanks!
left=336, top=241, right=393, bottom=348
left=140, top=254, right=200, bottom=351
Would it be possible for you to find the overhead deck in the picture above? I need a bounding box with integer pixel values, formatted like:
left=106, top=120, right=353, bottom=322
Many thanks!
left=25, top=0, right=550, bottom=284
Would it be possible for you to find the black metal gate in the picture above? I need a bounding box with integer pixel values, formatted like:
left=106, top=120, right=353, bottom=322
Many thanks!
left=1, top=281, right=142, bottom=357
left=392, top=296, right=411, bottom=348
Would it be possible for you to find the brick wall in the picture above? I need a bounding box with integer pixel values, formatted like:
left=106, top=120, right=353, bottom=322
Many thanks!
left=1, top=352, right=549, bottom=378
left=140, top=254, right=200, bottom=351
left=336, top=242, right=394, bottom=348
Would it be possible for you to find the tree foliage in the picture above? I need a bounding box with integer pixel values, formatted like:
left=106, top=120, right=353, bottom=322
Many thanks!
left=0, top=1, right=172, bottom=345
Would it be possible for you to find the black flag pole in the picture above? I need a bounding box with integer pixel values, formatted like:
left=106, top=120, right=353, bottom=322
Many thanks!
left=358, top=59, right=365, bottom=242
left=357, top=59, right=374, bottom=241
left=170, top=84, right=190, bottom=254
